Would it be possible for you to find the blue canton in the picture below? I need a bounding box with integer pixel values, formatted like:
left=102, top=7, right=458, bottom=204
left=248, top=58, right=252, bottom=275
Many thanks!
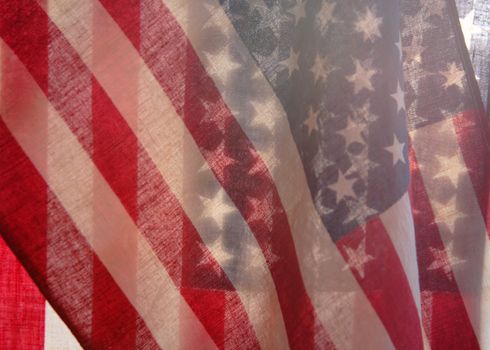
left=220, top=0, right=409, bottom=240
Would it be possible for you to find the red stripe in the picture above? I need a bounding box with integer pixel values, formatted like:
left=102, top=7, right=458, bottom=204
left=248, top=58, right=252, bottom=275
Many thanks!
left=4, top=2, right=260, bottom=347
left=0, top=237, right=45, bottom=350
left=0, top=2, right=47, bottom=348
left=0, top=118, right=160, bottom=349
left=336, top=218, right=423, bottom=350
left=452, top=109, right=490, bottom=233
left=409, top=147, right=479, bottom=349
left=101, top=1, right=333, bottom=347
left=137, top=140, right=259, bottom=349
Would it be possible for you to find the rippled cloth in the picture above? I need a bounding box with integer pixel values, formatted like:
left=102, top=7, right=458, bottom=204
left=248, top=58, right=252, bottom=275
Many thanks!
left=1, top=0, right=489, bottom=349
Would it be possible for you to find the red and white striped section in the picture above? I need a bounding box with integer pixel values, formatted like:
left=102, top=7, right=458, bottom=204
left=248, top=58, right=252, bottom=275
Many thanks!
left=100, top=0, right=334, bottom=347
left=38, top=0, right=285, bottom=347
left=0, top=237, right=81, bottom=349
left=37, top=3, right=422, bottom=341
left=0, top=38, right=217, bottom=349
left=410, top=147, right=480, bottom=349
left=2, top=0, right=487, bottom=349
left=410, top=113, right=490, bottom=348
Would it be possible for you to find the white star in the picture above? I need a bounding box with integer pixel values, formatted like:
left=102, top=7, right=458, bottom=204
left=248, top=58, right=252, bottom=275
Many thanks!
left=247, top=191, right=279, bottom=232
left=403, top=35, right=424, bottom=65
left=280, top=49, right=300, bottom=77
left=199, top=188, right=235, bottom=231
left=434, top=196, right=468, bottom=234
left=385, top=134, right=406, bottom=166
left=203, top=46, right=241, bottom=90
left=304, top=107, right=320, bottom=135
left=316, top=2, right=337, bottom=31
left=441, top=62, right=465, bottom=90
left=310, top=54, right=333, bottom=84
left=427, top=241, right=465, bottom=280
left=347, top=59, right=376, bottom=94
left=337, top=117, right=365, bottom=146
left=355, top=7, right=382, bottom=42
left=329, top=170, right=357, bottom=203
left=391, top=81, right=405, bottom=114
left=212, top=140, right=236, bottom=169
left=342, top=238, right=374, bottom=279
left=460, top=9, right=482, bottom=49
left=434, top=152, right=466, bottom=188
left=288, top=0, right=306, bottom=26
left=352, top=102, right=377, bottom=123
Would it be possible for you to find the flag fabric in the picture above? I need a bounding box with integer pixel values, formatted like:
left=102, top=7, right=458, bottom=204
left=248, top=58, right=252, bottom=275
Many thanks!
left=0, top=0, right=489, bottom=349
left=456, top=0, right=490, bottom=114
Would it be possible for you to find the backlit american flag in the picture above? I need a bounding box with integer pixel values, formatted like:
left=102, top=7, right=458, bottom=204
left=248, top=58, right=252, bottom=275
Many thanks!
left=0, top=0, right=489, bottom=349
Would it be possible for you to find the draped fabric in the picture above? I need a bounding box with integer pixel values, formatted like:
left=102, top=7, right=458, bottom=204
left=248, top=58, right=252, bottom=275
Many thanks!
left=0, top=0, right=489, bottom=349
left=456, top=0, right=490, bottom=114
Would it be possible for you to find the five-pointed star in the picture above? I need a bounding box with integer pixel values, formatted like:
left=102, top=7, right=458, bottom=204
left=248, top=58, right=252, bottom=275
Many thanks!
left=355, top=7, right=382, bottom=42
left=288, top=0, right=306, bottom=26
left=441, top=62, right=465, bottom=90
left=434, top=152, right=465, bottom=188
left=214, top=139, right=237, bottom=168
left=280, top=49, right=300, bottom=77
left=311, top=54, right=332, bottom=84
left=199, top=188, right=235, bottom=231
left=427, top=241, right=465, bottom=280
left=304, top=106, right=320, bottom=135
left=385, top=134, right=406, bottom=166
left=434, top=196, right=468, bottom=234
left=347, top=59, right=376, bottom=94
left=328, top=170, right=357, bottom=203
left=391, top=81, right=405, bottom=114
left=316, top=2, right=337, bottom=30
left=352, top=102, right=377, bottom=123
left=204, top=45, right=241, bottom=89
left=403, top=35, right=424, bottom=65
left=342, top=238, right=374, bottom=279
left=247, top=191, right=277, bottom=231
left=460, top=9, right=482, bottom=49
left=337, top=117, right=365, bottom=146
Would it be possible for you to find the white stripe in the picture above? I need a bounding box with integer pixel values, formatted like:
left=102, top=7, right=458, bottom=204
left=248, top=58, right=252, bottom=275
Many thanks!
left=163, top=0, right=395, bottom=348
left=0, top=40, right=216, bottom=350
left=44, top=302, right=82, bottom=350
left=41, top=1, right=288, bottom=348
left=410, top=118, right=490, bottom=348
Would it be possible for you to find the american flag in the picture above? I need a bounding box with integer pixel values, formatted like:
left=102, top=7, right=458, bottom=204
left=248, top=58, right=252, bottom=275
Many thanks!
left=0, top=0, right=489, bottom=349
